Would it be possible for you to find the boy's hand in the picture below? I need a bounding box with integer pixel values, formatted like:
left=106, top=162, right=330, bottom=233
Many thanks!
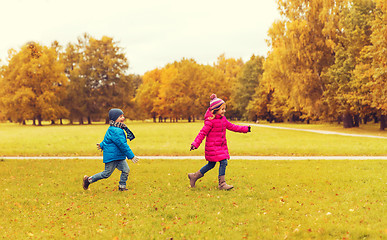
left=190, top=144, right=197, bottom=151
left=96, top=143, right=102, bottom=151
left=131, top=156, right=139, bottom=163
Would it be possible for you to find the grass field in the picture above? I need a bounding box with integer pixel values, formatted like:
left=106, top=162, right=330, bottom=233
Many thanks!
left=0, top=159, right=385, bottom=239
left=0, top=121, right=387, bottom=156
left=1, top=122, right=386, bottom=239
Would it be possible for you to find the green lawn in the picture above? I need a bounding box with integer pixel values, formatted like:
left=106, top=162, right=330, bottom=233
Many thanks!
left=266, top=121, right=387, bottom=136
left=0, top=121, right=386, bottom=156
left=0, top=159, right=385, bottom=239
left=1, top=122, right=386, bottom=239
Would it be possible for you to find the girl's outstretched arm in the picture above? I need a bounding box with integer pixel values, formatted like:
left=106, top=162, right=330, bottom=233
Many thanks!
left=225, top=119, right=249, bottom=133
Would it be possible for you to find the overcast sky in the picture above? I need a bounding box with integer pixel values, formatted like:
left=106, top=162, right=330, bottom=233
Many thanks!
left=0, top=0, right=280, bottom=75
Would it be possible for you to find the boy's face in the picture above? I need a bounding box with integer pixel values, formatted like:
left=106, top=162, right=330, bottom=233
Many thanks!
left=116, top=114, right=125, bottom=123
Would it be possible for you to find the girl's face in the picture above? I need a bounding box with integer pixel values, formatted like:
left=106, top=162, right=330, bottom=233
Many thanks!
left=116, top=114, right=125, bottom=123
left=215, top=104, right=226, bottom=117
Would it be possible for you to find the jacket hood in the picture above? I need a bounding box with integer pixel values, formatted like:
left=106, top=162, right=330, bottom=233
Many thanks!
left=204, top=108, right=223, bottom=120
left=204, top=108, right=213, bottom=120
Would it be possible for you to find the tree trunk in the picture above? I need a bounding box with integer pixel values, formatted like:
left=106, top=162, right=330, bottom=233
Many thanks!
left=152, top=112, right=156, bottom=123
left=337, top=115, right=342, bottom=125
left=51, top=120, right=55, bottom=125
left=363, top=116, right=368, bottom=124
left=373, top=113, right=378, bottom=123
left=380, top=115, right=386, bottom=131
left=38, top=118, right=42, bottom=126
left=79, top=117, right=84, bottom=125
left=343, top=113, right=353, bottom=128
left=87, top=116, right=92, bottom=124
left=353, top=114, right=360, bottom=127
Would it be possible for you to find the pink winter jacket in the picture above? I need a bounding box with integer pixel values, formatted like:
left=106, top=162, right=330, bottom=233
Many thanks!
left=192, top=109, right=249, bottom=162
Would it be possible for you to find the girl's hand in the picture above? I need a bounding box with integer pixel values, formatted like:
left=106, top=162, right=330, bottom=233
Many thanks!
left=96, top=143, right=102, bottom=151
left=190, top=144, right=197, bottom=151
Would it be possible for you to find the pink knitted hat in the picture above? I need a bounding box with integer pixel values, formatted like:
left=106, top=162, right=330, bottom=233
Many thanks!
left=209, top=94, right=225, bottom=111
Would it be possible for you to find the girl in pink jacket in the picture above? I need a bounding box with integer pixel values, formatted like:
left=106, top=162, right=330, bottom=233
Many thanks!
left=189, top=94, right=251, bottom=190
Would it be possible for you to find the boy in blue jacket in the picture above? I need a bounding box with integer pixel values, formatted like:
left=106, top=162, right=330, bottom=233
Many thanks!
left=83, top=108, right=139, bottom=191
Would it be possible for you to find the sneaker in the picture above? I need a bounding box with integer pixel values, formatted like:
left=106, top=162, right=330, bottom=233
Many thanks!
left=83, top=175, right=90, bottom=190
left=118, top=187, right=128, bottom=191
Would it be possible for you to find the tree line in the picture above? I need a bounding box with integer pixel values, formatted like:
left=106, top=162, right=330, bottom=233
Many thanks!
left=255, top=0, right=386, bottom=129
left=0, top=34, right=141, bottom=126
left=0, top=0, right=386, bottom=129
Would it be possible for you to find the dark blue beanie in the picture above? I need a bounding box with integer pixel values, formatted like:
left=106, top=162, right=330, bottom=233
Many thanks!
left=109, top=108, right=124, bottom=121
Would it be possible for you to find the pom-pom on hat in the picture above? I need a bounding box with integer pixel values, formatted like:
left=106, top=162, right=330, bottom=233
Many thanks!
left=209, top=94, right=225, bottom=111
left=109, top=108, right=124, bottom=121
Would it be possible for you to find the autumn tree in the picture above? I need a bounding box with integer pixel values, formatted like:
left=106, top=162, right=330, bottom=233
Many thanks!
left=123, top=73, right=142, bottom=119
left=135, top=57, right=236, bottom=121
left=62, top=35, right=89, bottom=124
left=50, top=41, right=68, bottom=124
left=83, top=36, right=129, bottom=123
left=153, top=65, right=179, bottom=121
left=135, top=68, right=163, bottom=121
left=213, top=54, right=244, bottom=118
left=354, top=0, right=387, bottom=130
left=230, top=55, right=264, bottom=120
left=264, top=0, right=344, bottom=121
left=154, top=59, right=208, bottom=121
left=322, top=0, right=376, bottom=128
left=0, top=42, right=68, bottom=125
left=246, top=75, right=288, bottom=123
left=63, top=34, right=133, bottom=124
left=0, top=65, right=6, bottom=120
left=194, top=63, right=229, bottom=118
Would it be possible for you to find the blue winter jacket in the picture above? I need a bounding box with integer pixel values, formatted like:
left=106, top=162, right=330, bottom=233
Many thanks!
left=99, top=126, right=135, bottom=163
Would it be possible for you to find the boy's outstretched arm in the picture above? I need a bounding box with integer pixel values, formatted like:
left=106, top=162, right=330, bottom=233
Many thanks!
left=131, top=156, right=139, bottom=163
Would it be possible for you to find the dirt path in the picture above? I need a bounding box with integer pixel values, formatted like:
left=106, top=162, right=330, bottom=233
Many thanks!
left=2, top=156, right=386, bottom=160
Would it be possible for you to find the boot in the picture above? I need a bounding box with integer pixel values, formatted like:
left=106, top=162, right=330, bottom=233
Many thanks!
left=218, top=175, right=233, bottom=190
left=118, top=186, right=129, bottom=191
left=188, top=171, right=203, bottom=188
left=83, top=175, right=90, bottom=190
